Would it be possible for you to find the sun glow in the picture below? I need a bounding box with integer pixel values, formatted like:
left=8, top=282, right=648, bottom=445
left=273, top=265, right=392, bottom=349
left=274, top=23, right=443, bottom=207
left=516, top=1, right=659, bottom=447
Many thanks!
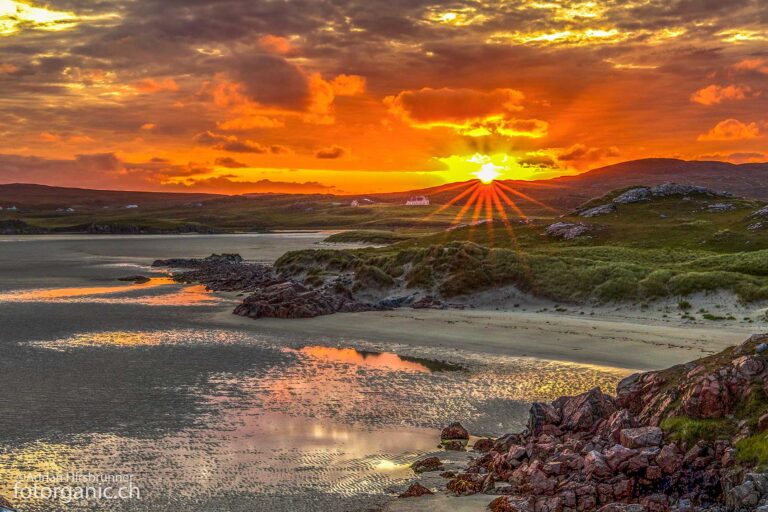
left=475, top=163, right=501, bottom=184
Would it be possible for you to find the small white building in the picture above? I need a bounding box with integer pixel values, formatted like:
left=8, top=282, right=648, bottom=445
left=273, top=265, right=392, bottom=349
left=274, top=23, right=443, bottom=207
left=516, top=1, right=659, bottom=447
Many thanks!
left=405, top=195, right=430, bottom=206
left=350, top=200, right=359, bottom=207
left=7, top=205, right=17, bottom=211
left=125, top=204, right=139, bottom=209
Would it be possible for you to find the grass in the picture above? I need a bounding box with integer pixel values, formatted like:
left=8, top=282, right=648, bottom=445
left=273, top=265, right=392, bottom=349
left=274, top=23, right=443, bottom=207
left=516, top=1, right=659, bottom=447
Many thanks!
left=277, top=239, right=768, bottom=303
left=736, top=433, right=768, bottom=470
left=660, top=417, right=736, bottom=444
left=324, top=230, right=416, bottom=244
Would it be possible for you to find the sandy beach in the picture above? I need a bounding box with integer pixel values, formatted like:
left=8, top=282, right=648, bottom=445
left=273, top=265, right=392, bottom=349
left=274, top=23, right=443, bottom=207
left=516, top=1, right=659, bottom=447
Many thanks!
left=214, top=305, right=755, bottom=372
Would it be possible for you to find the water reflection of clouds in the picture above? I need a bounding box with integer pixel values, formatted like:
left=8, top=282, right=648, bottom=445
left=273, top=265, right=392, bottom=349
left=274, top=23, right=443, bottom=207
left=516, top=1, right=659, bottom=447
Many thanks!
left=0, top=278, right=220, bottom=306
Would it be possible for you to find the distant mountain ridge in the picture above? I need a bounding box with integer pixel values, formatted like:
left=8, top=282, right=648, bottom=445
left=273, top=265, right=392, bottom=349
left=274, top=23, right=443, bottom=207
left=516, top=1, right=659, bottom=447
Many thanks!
left=366, top=158, right=768, bottom=210
left=0, top=183, right=224, bottom=208
left=1, top=159, right=766, bottom=211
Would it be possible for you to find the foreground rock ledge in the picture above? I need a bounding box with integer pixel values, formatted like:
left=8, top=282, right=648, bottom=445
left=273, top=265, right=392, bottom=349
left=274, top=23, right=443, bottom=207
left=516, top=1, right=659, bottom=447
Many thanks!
left=407, top=334, right=768, bottom=512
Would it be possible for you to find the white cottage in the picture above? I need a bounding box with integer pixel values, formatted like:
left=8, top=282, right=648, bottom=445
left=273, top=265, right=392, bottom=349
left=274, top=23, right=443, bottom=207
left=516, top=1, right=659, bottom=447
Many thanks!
left=405, top=195, right=430, bottom=206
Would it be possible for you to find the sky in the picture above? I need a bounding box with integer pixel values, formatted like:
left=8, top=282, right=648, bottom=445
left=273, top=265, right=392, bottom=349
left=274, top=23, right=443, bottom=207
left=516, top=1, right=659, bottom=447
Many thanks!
left=0, top=0, right=766, bottom=194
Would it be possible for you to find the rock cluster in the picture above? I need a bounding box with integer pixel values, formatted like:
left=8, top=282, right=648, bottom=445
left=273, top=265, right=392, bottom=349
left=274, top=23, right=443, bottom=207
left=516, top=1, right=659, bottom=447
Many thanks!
left=153, top=253, right=377, bottom=319
left=545, top=222, right=592, bottom=240
left=706, top=203, right=735, bottom=213
left=232, top=281, right=374, bottom=319
left=579, top=204, right=617, bottom=218
left=413, top=335, right=768, bottom=511
left=613, top=184, right=730, bottom=205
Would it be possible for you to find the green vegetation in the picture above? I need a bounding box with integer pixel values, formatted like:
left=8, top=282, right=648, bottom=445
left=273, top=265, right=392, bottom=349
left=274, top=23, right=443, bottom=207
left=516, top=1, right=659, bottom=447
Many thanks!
left=660, top=417, right=735, bottom=444
left=735, top=433, right=768, bottom=470
left=324, top=230, right=416, bottom=244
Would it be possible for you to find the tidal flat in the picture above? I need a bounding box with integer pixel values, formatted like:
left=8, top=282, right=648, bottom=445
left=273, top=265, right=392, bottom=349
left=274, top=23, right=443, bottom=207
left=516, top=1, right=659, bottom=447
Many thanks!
left=0, top=234, right=740, bottom=511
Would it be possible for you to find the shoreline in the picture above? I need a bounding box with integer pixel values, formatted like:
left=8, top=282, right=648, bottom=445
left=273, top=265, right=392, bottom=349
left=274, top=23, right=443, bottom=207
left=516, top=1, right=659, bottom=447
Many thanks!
left=210, top=305, right=754, bottom=371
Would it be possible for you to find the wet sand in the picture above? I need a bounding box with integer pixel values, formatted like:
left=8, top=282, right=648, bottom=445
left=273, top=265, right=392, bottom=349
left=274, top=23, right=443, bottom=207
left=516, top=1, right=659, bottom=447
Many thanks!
left=216, top=307, right=753, bottom=371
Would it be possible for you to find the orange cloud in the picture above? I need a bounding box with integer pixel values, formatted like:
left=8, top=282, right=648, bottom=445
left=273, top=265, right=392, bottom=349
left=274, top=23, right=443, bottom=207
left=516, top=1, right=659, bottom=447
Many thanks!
left=194, top=131, right=268, bottom=153
left=132, top=77, right=179, bottom=94
left=140, top=123, right=156, bottom=131
left=331, top=74, right=366, bottom=96
left=0, top=63, right=19, bottom=74
left=258, top=35, right=293, bottom=55
left=690, top=84, right=752, bottom=105
left=557, top=144, right=620, bottom=162
left=733, top=58, right=768, bottom=74
left=384, top=87, right=548, bottom=138
left=385, top=87, right=524, bottom=126
left=39, top=132, right=61, bottom=142
left=315, top=145, right=347, bottom=159
left=697, top=119, right=760, bottom=141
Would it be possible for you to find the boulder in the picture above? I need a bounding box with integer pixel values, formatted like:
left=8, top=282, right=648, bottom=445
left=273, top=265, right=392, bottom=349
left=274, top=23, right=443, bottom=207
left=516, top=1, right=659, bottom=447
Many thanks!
left=473, top=438, right=495, bottom=452
left=681, top=374, right=733, bottom=418
left=584, top=450, right=613, bottom=481
left=598, top=409, right=637, bottom=442
left=528, top=402, right=561, bottom=435
left=233, top=281, right=374, bottom=319
left=398, top=482, right=433, bottom=498
left=544, top=222, right=592, bottom=240
left=613, top=187, right=652, bottom=204
left=446, top=474, right=482, bottom=496
left=605, top=444, right=637, bottom=471
left=655, top=444, right=683, bottom=475
left=619, top=427, right=663, bottom=449
left=443, top=440, right=465, bottom=451
left=579, top=204, right=617, bottom=218
left=706, top=203, right=735, bottom=212
left=441, top=422, right=469, bottom=440
left=559, top=387, right=616, bottom=432
left=411, top=456, right=443, bottom=473
left=639, top=493, right=669, bottom=512
left=489, top=496, right=534, bottom=512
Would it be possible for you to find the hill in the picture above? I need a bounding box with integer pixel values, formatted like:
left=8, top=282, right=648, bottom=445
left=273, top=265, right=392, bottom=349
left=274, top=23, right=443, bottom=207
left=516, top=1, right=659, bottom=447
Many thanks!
left=366, top=159, right=768, bottom=211
left=0, top=183, right=223, bottom=209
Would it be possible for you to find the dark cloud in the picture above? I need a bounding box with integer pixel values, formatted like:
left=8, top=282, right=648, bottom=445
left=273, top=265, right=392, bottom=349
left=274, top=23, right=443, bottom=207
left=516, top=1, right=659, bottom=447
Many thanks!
left=214, top=157, right=248, bottom=168
left=315, top=145, right=347, bottom=159
left=194, top=131, right=268, bottom=153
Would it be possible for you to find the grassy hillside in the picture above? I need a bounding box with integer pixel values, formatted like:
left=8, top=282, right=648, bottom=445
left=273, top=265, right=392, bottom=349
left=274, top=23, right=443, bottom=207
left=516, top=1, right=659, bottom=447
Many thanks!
left=276, top=188, right=768, bottom=305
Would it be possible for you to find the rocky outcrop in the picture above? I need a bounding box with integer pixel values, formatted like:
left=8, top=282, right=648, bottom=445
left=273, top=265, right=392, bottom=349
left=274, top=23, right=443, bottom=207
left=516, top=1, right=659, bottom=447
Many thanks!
left=413, top=334, right=768, bottom=511
left=579, top=204, right=617, bottom=218
left=706, top=203, right=736, bottom=212
left=154, top=253, right=376, bottom=319
left=545, top=222, right=592, bottom=240
left=233, top=281, right=375, bottom=319
left=0, top=219, right=47, bottom=235
left=612, top=183, right=730, bottom=205
left=441, top=422, right=470, bottom=441
left=399, top=482, right=434, bottom=498
left=411, top=456, right=443, bottom=473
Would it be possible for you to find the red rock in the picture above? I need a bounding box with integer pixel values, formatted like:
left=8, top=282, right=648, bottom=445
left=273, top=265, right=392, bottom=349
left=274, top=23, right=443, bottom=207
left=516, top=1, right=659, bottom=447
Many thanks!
left=731, top=355, right=765, bottom=378
left=681, top=374, right=733, bottom=419
left=640, top=493, right=669, bottom=511
left=446, top=474, right=482, bottom=496
left=410, top=456, right=443, bottom=473
left=528, top=402, right=562, bottom=436
left=598, top=409, right=637, bottom=442
left=605, top=444, right=637, bottom=470
left=597, top=505, right=646, bottom=512
left=612, top=478, right=634, bottom=500
left=489, top=496, right=534, bottom=512
left=620, top=427, right=663, bottom=449
left=560, top=388, right=617, bottom=433
left=441, top=421, right=469, bottom=440
left=655, top=444, right=683, bottom=475
left=584, top=451, right=612, bottom=481
left=399, top=482, right=434, bottom=498
left=543, top=462, right=564, bottom=476
left=645, top=465, right=662, bottom=481
left=443, top=440, right=465, bottom=451
left=508, top=444, right=527, bottom=461
left=474, top=438, right=495, bottom=452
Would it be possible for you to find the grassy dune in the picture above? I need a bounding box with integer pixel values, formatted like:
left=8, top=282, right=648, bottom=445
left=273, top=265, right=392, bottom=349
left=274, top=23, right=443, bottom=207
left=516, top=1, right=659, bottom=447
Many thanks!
left=277, top=190, right=768, bottom=304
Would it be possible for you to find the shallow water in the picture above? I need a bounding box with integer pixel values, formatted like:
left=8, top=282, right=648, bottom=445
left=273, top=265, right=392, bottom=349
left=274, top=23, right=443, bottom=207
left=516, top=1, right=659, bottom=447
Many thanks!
left=0, top=235, right=631, bottom=511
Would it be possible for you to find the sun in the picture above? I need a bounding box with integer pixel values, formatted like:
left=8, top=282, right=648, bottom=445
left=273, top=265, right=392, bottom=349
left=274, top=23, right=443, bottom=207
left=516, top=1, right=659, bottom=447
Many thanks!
left=475, top=163, right=501, bottom=184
